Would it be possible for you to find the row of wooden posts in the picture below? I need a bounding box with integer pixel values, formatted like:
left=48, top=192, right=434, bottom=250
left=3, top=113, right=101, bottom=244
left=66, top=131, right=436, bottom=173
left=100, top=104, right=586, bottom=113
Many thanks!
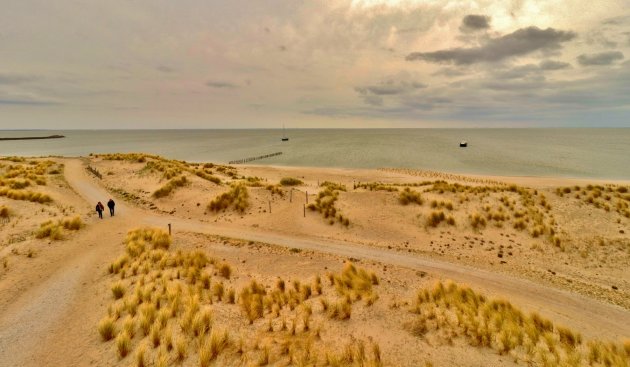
left=228, top=152, right=282, bottom=165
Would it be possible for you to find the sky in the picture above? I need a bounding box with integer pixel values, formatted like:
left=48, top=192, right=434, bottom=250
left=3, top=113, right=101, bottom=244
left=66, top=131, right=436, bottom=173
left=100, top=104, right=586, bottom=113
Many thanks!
left=1, top=0, right=629, bottom=129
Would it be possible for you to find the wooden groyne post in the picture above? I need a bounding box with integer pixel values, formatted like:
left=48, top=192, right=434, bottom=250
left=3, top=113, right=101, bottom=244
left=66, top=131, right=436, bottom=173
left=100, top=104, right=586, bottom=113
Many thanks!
left=229, top=152, right=282, bottom=165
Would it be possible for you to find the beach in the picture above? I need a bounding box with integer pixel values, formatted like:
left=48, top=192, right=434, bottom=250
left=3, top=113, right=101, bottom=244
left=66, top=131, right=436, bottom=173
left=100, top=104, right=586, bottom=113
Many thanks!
left=0, top=153, right=628, bottom=366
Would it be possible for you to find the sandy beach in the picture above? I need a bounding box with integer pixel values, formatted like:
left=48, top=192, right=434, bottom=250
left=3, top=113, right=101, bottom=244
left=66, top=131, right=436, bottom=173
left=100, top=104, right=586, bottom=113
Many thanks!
left=0, top=154, right=628, bottom=367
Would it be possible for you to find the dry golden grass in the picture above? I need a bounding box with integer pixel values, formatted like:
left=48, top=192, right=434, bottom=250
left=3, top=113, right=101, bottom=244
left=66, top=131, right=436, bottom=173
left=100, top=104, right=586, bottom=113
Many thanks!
left=98, top=227, right=387, bottom=366
left=556, top=184, right=630, bottom=218
left=111, top=281, right=126, bottom=300
left=354, top=182, right=398, bottom=192
left=408, top=281, right=630, bottom=366
left=0, top=205, right=11, bottom=219
left=207, top=183, right=249, bottom=213
left=152, top=175, right=188, bottom=198
left=115, top=330, right=131, bottom=358
left=425, top=210, right=455, bottom=228
left=280, top=177, right=303, bottom=186
left=35, top=216, right=84, bottom=240
left=307, top=182, right=350, bottom=226
left=399, top=188, right=424, bottom=205
left=0, top=188, right=52, bottom=203
left=98, top=316, right=116, bottom=341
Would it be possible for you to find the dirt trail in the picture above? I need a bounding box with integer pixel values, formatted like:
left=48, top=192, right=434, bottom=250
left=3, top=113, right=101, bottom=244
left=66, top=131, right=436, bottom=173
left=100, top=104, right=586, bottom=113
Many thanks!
left=64, top=158, right=630, bottom=340
left=0, top=159, right=132, bottom=367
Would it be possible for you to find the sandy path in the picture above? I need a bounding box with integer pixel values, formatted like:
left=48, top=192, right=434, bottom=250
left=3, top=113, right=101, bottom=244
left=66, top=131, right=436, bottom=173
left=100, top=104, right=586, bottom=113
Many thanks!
left=0, top=159, right=131, bottom=367
left=60, top=158, right=629, bottom=341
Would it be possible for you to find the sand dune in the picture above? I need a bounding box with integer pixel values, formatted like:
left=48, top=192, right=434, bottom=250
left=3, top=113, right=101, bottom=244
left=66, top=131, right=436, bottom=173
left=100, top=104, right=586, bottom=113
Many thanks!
left=0, top=155, right=628, bottom=366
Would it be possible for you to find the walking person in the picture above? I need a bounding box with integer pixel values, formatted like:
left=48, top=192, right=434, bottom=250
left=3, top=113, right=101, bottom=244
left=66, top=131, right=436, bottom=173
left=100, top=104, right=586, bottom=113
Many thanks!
left=96, top=201, right=104, bottom=219
left=107, top=198, right=115, bottom=216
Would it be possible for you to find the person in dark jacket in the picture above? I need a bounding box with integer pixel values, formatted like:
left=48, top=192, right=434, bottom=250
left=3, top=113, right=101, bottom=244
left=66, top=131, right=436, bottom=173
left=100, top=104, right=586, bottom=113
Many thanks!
left=107, top=199, right=115, bottom=216
left=96, top=201, right=104, bottom=219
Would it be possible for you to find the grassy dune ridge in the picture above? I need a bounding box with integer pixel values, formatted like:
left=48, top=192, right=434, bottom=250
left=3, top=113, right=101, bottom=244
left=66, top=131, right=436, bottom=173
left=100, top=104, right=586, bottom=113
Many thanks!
left=408, top=281, right=630, bottom=367
left=99, top=227, right=385, bottom=366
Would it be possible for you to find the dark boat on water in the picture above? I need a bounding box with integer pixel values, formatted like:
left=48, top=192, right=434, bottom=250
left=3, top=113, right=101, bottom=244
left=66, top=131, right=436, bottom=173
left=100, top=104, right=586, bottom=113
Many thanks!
left=460, top=141, right=468, bottom=147
left=281, top=125, right=289, bottom=141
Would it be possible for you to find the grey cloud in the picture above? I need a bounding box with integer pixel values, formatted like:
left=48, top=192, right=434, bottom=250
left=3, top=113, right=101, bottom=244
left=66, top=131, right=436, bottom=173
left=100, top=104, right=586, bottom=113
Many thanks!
left=577, top=51, right=624, bottom=66
left=355, top=78, right=427, bottom=106
left=407, top=27, right=576, bottom=65
left=492, top=60, right=570, bottom=80
left=362, top=95, right=383, bottom=106
left=355, top=80, right=426, bottom=96
left=156, top=65, right=175, bottom=73
left=460, top=15, right=490, bottom=32
left=432, top=68, right=467, bottom=77
left=0, top=99, right=56, bottom=105
left=355, top=77, right=427, bottom=107
left=206, top=81, right=237, bottom=88
left=0, top=73, right=37, bottom=85
left=539, top=60, right=571, bottom=70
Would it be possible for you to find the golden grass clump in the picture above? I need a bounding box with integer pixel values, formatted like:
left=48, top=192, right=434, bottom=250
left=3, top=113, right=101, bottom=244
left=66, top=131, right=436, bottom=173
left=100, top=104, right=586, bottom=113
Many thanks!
left=469, top=212, right=487, bottom=230
left=425, top=210, right=447, bottom=227
left=152, top=175, right=188, bottom=198
left=61, top=216, right=83, bottom=230
left=218, top=262, right=232, bottom=279
left=399, top=188, right=424, bottom=205
left=354, top=182, right=398, bottom=192
left=0, top=188, right=52, bottom=203
left=194, top=169, right=222, bottom=184
left=307, top=183, right=350, bottom=226
left=125, top=228, right=171, bottom=256
left=199, top=328, right=229, bottom=366
left=280, top=177, right=303, bottom=186
left=324, top=338, right=383, bottom=366
left=265, top=184, right=285, bottom=197
left=328, top=262, right=379, bottom=307
left=111, top=281, right=126, bottom=299
left=116, top=330, right=131, bottom=358
left=408, top=281, right=630, bottom=366
left=35, top=220, right=64, bottom=240
left=0, top=205, right=11, bottom=219
left=98, top=316, right=116, bottom=341
left=207, top=183, right=249, bottom=213
left=35, top=216, right=84, bottom=240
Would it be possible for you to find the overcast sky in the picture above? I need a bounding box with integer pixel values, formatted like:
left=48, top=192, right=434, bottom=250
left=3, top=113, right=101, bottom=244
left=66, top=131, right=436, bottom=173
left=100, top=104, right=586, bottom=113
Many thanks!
left=1, top=0, right=629, bottom=128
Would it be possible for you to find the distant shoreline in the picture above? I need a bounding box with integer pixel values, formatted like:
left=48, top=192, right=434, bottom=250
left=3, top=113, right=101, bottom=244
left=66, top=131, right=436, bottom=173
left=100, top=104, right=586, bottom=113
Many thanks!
left=0, top=135, right=65, bottom=141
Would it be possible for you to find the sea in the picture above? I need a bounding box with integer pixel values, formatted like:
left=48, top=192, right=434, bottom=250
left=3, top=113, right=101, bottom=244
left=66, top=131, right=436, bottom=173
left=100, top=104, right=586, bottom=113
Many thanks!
left=0, top=129, right=628, bottom=180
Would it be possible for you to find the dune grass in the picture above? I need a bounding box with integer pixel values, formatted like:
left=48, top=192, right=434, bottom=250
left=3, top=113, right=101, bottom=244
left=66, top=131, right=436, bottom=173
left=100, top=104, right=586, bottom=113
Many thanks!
left=0, top=205, right=11, bottom=219
left=408, top=281, right=630, bottom=366
left=98, top=316, right=116, bottom=341
left=35, top=216, right=84, bottom=240
left=307, top=182, right=350, bottom=226
left=354, top=182, right=398, bottom=192
left=0, top=188, right=52, bottom=203
left=399, top=188, right=424, bottom=205
left=98, top=226, right=386, bottom=366
left=152, top=175, right=188, bottom=198
left=280, top=177, right=303, bottom=186
left=207, top=183, right=249, bottom=213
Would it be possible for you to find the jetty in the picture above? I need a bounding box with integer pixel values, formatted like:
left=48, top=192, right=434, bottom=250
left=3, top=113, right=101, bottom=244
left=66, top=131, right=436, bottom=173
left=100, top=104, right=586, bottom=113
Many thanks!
left=229, top=152, right=282, bottom=165
left=0, top=134, right=65, bottom=141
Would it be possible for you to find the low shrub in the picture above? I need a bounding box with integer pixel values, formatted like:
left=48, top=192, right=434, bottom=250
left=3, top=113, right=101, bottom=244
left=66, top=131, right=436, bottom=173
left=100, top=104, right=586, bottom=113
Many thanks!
left=280, top=177, right=303, bottom=186
left=399, top=188, right=423, bottom=205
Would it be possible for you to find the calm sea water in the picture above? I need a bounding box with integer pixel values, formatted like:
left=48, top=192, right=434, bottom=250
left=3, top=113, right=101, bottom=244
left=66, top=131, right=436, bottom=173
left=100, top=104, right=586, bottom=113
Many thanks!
left=0, top=129, right=628, bottom=180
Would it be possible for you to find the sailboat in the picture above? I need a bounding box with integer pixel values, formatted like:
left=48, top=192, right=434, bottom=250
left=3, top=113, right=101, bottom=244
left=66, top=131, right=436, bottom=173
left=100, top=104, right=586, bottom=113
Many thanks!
left=281, top=125, right=289, bottom=141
